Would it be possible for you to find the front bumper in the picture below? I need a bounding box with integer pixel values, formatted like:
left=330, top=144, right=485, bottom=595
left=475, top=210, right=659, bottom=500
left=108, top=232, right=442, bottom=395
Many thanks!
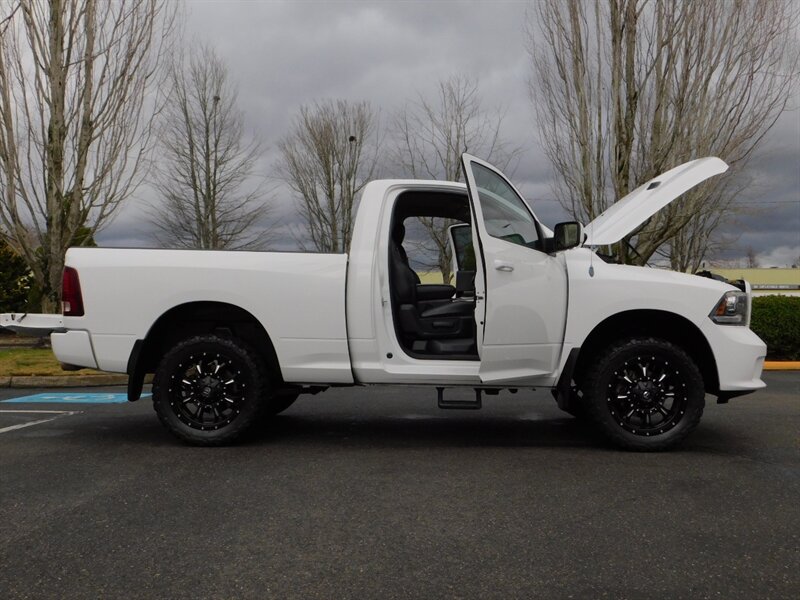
left=700, top=320, right=766, bottom=393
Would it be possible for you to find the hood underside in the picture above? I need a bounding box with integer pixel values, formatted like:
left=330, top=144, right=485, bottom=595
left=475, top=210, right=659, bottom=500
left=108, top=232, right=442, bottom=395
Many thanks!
left=584, top=157, right=729, bottom=246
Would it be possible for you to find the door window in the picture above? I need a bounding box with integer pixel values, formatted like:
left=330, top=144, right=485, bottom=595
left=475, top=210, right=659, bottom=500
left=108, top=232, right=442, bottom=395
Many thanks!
left=450, top=224, right=476, bottom=271
left=471, top=162, right=540, bottom=248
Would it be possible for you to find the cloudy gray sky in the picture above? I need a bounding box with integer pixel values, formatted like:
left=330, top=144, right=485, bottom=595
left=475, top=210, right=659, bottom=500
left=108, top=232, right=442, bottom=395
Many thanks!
left=97, top=0, right=800, bottom=267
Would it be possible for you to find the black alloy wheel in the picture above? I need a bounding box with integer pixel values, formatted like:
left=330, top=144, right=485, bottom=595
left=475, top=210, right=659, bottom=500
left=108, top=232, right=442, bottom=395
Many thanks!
left=169, top=352, right=247, bottom=431
left=583, top=337, right=705, bottom=451
left=152, top=334, right=269, bottom=445
left=606, top=354, right=689, bottom=436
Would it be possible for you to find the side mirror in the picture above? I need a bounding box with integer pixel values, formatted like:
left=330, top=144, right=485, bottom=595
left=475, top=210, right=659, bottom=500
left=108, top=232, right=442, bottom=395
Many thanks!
left=553, top=221, right=584, bottom=252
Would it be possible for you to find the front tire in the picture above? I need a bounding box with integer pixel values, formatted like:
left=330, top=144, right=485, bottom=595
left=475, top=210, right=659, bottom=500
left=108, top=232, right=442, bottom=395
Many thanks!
left=152, top=334, right=269, bottom=446
left=582, top=337, right=705, bottom=451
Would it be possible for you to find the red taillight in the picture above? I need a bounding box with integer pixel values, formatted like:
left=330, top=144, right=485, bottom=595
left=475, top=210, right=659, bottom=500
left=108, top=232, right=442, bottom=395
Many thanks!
left=62, top=267, right=84, bottom=316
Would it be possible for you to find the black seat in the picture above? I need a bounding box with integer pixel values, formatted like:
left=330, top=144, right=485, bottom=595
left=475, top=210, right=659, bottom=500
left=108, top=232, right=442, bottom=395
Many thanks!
left=392, top=222, right=456, bottom=304
left=392, top=223, right=420, bottom=284
left=389, top=224, right=475, bottom=353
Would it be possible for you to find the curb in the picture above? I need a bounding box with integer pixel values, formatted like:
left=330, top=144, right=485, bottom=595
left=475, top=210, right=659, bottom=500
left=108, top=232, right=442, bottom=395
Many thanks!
left=763, top=361, right=800, bottom=371
left=0, top=374, right=153, bottom=388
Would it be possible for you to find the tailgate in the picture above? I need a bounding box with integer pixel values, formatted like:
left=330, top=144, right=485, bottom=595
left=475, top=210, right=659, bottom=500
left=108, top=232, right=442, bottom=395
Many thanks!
left=0, top=313, right=65, bottom=337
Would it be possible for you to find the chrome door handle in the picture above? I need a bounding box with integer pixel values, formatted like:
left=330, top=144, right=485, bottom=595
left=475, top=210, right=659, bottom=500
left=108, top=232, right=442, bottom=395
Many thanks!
left=494, top=261, right=514, bottom=272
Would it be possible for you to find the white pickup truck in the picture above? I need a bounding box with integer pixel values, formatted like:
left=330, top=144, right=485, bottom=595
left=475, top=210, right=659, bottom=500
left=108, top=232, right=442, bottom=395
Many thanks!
left=1, top=155, right=766, bottom=450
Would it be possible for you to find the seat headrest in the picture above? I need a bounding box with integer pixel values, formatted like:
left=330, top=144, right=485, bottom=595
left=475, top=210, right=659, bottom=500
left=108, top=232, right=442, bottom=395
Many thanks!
left=392, top=222, right=406, bottom=244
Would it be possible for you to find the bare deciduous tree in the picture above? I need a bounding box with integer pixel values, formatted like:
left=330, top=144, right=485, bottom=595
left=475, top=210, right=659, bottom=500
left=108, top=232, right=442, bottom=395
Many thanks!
left=0, top=2, right=20, bottom=33
left=0, top=0, right=176, bottom=311
left=392, top=75, right=521, bottom=283
left=278, top=100, right=379, bottom=253
left=661, top=206, right=736, bottom=273
left=150, top=43, right=272, bottom=250
left=528, top=0, right=799, bottom=267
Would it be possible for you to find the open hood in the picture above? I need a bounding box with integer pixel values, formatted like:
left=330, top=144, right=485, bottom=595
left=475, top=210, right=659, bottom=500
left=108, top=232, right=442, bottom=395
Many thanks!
left=583, top=157, right=728, bottom=246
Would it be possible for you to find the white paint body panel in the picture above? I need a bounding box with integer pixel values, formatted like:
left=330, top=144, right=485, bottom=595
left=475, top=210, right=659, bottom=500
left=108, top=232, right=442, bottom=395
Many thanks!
left=584, top=157, right=729, bottom=246
left=561, top=248, right=766, bottom=392
left=477, top=241, right=567, bottom=382
left=59, top=249, right=353, bottom=382
left=699, top=320, right=766, bottom=392
left=461, top=154, right=569, bottom=384
left=51, top=330, right=98, bottom=370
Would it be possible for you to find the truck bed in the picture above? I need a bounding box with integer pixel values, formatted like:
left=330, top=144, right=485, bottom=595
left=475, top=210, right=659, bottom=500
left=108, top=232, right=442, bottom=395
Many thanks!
left=63, top=248, right=354, bottom=384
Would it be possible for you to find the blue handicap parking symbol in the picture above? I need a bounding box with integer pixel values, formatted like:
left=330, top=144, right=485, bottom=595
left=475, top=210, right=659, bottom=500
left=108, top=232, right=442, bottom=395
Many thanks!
left=1, top=393, right=149, bottom=404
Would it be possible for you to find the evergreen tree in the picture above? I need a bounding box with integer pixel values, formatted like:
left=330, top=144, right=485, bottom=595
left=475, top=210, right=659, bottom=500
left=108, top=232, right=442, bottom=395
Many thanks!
left=0, top=240, right=31, bottom=313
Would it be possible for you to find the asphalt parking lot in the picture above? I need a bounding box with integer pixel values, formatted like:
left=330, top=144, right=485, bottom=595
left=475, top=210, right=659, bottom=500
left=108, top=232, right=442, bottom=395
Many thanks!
left=1, top=373, right=798, bottom=599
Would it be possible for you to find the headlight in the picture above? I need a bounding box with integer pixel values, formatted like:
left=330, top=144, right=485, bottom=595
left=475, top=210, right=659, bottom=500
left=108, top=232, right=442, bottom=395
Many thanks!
left=709, top=290, right=749, bottom=325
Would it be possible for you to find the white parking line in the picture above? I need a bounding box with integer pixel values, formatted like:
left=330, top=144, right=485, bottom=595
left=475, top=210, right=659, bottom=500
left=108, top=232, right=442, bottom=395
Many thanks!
left=0, top=409, right=76, bottom=414
left=0, top=410, right=80, bottom=434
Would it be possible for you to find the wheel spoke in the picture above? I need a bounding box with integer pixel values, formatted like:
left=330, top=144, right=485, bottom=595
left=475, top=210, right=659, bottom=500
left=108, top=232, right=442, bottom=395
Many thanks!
left=606, top=353, right=689, bottom=436
left=167, top=351, right=249, bottom=430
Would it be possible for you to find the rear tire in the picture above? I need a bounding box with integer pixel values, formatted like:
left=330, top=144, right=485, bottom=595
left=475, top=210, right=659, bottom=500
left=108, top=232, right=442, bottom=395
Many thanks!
left=152, top=334, right=269, bottom=446
left=582, top=337, right=705, bottom=451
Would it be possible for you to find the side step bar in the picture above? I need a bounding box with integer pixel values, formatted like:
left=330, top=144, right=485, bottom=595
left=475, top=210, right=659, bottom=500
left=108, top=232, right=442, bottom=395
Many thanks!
left=437, top=387, right=482, bottom=410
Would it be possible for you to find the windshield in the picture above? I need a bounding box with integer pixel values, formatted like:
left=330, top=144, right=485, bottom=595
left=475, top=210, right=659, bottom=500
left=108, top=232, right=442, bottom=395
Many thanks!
left=472, top=162, right=540, bottom=248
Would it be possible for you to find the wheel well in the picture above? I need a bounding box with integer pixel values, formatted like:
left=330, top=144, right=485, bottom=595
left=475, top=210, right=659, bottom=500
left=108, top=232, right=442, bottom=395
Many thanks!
left=574, top=310, right=719, bottom=394
left=135, top=302, right=282, bottom=383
